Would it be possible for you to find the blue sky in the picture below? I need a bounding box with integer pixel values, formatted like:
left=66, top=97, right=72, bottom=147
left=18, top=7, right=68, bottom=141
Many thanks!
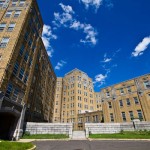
left=37, top=0, right=150, bottom=92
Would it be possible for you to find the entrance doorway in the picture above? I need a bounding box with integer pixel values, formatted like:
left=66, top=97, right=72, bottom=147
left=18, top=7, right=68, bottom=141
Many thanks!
left=0, top=112, right=18, bottom=140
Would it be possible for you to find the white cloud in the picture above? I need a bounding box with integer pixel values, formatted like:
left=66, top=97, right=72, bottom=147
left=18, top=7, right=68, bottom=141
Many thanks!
left=101, top=53, right=112, bottom=63
left=94, top=73, right=107, bottom=87
left=42, top=25, right=57, bottom=57
left=53, top=3, right=74, bottom=27
left=79, top=0, right=103, bottom=11
left=53, top=3, right=98, bottom=46
left=55, top=60, right=67, bottom=70
left=80, top=24, right=98, bottom=45
left=59, top=3, right=75, bottom=14
left=103, top=58, right=112, bottom=63
left=53, top=12, right=73, bottom=27
left=95, top=49, right=120, bottom=87
left=70, top=21, right=83, bottom=30
left=132, top=36, right=150, bottom=57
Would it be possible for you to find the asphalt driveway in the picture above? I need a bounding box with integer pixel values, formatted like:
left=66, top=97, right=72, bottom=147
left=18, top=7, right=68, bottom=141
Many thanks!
left=33, top=140, right=150, bottom=150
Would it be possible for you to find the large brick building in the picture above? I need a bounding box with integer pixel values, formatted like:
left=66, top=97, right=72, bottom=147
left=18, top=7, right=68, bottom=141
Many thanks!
left=53, top=69, right=150, bottom=130
left=0, top=0, right=56, bottom=140
left=54, top=69, right=96, bottom=130
left=101, top=74, right=150, bottom=123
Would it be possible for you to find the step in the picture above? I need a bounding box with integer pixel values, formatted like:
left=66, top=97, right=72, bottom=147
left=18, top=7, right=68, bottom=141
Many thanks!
left=72, top=131, right=86, bottom=140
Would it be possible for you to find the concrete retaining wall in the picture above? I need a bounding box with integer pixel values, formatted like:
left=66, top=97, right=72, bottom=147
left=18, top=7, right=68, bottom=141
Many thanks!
left=135, top=121, right=150, bottom=130
left=85, top=121, right=150, bottom=138
left=24, top=122, right=73, bottom=138
left=24, top=121, right=150, bottom=139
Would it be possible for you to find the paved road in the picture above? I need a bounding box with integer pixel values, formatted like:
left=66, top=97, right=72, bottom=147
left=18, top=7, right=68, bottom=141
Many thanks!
left=33, top=140, right=150, bottom=150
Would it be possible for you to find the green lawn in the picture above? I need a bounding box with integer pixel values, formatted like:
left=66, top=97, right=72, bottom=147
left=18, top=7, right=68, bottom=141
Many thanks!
left=0, top=141, right=34, bottom=150
left=22, top=134, right=69, bottom=139
left=89, top=131, right=150, bottom=139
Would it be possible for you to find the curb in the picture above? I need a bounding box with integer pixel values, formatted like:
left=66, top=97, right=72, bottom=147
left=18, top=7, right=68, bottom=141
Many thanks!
left=27, top=145, right=36, bottom=150
left=34, top=139, right=70, bottom=141
left=88, top=138, right=150, bottom=141
left=19, top=139, right=70, bottom=142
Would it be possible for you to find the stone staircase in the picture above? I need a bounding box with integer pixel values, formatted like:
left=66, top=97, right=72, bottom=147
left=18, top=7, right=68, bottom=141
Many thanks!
left=72, top=131, right=86, bottom=140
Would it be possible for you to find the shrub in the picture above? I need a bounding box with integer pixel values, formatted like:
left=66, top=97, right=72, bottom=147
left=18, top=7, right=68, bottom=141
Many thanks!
left=120, top=129, right=124, bottom=134
left=23, top=131, right=30, bottom=136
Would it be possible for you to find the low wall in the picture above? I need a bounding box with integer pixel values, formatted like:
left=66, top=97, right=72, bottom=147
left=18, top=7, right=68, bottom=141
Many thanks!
left=135, top=121, right=150, bottom=130
left=24, top=122, right=73, bottom=138
left=85, top=121, right=150, bottom=138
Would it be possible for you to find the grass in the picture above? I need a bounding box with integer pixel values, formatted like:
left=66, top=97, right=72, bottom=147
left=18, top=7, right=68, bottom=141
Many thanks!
left=89, top=131, right=150, bottom=139
left=22, top=134, right=69, bottom=139
left=0, top=141, right=34, bottom=150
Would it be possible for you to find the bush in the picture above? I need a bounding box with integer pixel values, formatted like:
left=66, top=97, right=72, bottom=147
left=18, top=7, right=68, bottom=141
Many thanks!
left=120, top=129, right=124, bottom=134
left=23, top=131, right=30, bottom=136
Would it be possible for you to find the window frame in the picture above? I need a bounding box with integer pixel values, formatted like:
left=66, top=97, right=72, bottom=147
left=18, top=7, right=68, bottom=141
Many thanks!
left=0, top=23, right=6, bottom=32
left=0, top=37, right=10, bottom=48
left=7, top=22, right=16, bottom=32
left=121, top=112, right=126, bottom=122
left=5, top=10, right=13, bottom=18
left=119, top=100, right=123, bottom=107
left=14, top=10, right=21, bottom=18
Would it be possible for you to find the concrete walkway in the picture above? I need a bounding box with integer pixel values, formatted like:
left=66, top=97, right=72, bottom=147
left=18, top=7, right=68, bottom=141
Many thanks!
left=18, top=138, right=150, bottom=143
left=72, top=131, right=86, bottom=140
left=18, top=139, right=70, bottom=143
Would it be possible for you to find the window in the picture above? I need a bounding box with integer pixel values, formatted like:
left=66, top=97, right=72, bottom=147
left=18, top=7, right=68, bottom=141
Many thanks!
left=120, top=88, right=124, bottom=94
left=126, top=98, right=131, bottom=106
left=13, top=62, right=19, bottom=75
left=19, top=45, right=25, bottom=55
left=119, top=100, right=123, bottom=107
left=129, top=111, right=134, bottom=120
left=24, top=32, right=29, bottom=41
left=121, top=112, right=126, bottom=122
left=84, top=104, right=88, bottom=109
left=28, top=39, right=32, bottom=47
left=86, top=116, right=90, bottom=123
left=137, top=110, right=143, bottom=120
left=127, top=86, right=132, bottom=93
left=19, top=0, right=25, bottom=7
left=78, top=103, right=82, bottom=108
left=12, top=88, right=19, bottom=101
left=5, top=84, right=13, bottom=98
left=5, top=10, right=13, bottom=18
left=110, top=113, right=114, bottom=122
left=24, top=52, right=29, bottom=62
left=0, top=1, right=5, bottom=7
left=143, top=81, right=150, bottom=89
left=11, top=0, right=18, bottom=7
left=7, top=23, right=16, bottom=31
left=90, top=106, right=93, bottom=110
left=19, top=68, right=24, bottom=80
left=24, top=73, right=28, bottom=84
left=134, top=97, right=139, bottom=104
left=14, top=10, right=21, bottom=18
left=0, top=23, right=6, bottom=31
left=106, top=92, right=110, bottom=97
left=93, top=115, right=98, bottom=123
left=0, top=37, right=9, bottom=48
left=108, top=102, right=112, bottom=108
